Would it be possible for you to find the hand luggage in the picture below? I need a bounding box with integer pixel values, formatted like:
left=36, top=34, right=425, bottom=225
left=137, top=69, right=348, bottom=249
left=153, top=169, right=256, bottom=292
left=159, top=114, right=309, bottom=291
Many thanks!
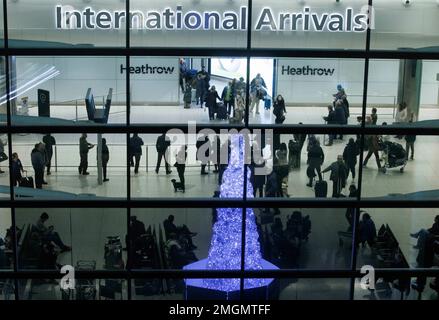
left=216, top=102, right=228, bottom=120
left=264, top=97, right=271, bottom=110
left=315, top=179, right=328, bottom=198
left=19, top=176, right=34, bottom=188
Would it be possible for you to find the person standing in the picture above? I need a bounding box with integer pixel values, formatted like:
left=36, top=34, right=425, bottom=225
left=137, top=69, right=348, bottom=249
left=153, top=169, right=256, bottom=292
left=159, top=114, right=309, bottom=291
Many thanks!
left=129, top=133, right=144, bottom=175
left=78, top=134, right=94, bottom=176
left=206, top=86, right=221, bottom=121
left=371, top=108, right=378, bottom=125
left=322, top=155, right=349, bottom=198
left=405, top=134, right=416, bottom=160
left=155, top=133, right=172, bottom=175
left=172, top=145, right=187, bottom=192
left=323, top=105, right=337, bottom=146
left=31, top=143, right=46, bottom=189
left=102, top=138, right=110, bottom=182
left=42, top=133, right=56, bottom=176
left=273, top=95, right=287, bottom=124
left=343, top=138, right=360, bottom=181
left=0, top=137, right=8, bottom=174
left=274, top=143, right=290, bottom=197
left=334, top=99, right=347, bottom=140
left=249, top=73, right=266, bottom=115
left=196, top=135, right=210, bottom=175
left=196, top=66, right=210, bottom=108
left=221, top=82, right=235, bottom=116
left=306, top=137, right=324, bottom=187
left=250, top=144, right=266, bottom=198
left=11, top=153, right=25, bottom=187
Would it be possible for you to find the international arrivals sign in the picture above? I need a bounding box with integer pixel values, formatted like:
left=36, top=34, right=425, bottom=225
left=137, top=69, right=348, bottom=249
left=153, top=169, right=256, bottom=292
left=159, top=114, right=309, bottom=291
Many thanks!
left=55, top=5, right=372, bottom=33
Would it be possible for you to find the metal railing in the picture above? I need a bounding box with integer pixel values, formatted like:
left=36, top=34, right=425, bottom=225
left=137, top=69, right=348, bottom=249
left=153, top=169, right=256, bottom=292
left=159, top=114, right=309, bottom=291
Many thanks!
left=11, top=142, right=211, bottom=173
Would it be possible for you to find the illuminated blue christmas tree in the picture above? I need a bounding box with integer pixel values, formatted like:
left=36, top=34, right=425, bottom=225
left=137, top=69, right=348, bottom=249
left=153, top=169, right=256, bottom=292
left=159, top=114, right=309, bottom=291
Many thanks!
left=202, top=134, right=270, bottom=291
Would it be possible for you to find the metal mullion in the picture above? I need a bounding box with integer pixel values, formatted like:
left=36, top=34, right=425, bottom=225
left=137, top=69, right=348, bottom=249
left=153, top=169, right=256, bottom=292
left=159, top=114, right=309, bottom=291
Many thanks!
left=349, top=0, right=373, bottom=300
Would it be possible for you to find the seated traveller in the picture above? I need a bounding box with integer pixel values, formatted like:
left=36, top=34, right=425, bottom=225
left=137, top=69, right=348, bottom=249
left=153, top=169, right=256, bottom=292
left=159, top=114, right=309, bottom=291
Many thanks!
left=165, top=233, right=198, bottom=269
left=359, top=213, right=377, bottom=248
left=163, top=215, right=197, bottom=250
left=410, top=215, right=439, bottom=249
left=35, top=212, right=71, bottom=253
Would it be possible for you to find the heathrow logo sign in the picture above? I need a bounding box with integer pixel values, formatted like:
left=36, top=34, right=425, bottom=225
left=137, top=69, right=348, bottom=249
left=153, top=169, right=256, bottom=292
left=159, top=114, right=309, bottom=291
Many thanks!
left=55, top=5, right=375, bottom=33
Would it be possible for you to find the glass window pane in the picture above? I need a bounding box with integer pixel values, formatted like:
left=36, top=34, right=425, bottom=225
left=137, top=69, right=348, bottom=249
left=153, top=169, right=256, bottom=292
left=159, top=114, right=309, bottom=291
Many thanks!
left=16, top=208, right=127, bottom=271
left=11, top=56, right=126, bottom=126
left=251, top=0, right=368, bottom=50
left=0, top=57, right=7, bottom=125
left=370, top=0, right=439, bottom=52
left=130, top=0, right=248, bottom=48
left=367, top=59, right=439, bottom=128
left=0, top=209, right=12, bottom=270
left=354, top=208, right=439, bottom=300
left=130, top=56, right=247, bottom=126
left=249, top=57, right=365, bottom=125
left=7, top=0, right=126, bottom=48
left=12, top=134, right=127, bottom=200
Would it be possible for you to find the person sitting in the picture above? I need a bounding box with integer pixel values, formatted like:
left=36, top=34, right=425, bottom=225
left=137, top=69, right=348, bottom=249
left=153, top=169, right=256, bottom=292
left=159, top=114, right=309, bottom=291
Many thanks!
left=359, top=213, right=377, bottom=248
left=35, top=212, right=71, bottom=253
left=165, top=233, right=198, bottom=269
left=410, top=215, right=439, bottom=249
left=163, top=215, right=197, bottom=250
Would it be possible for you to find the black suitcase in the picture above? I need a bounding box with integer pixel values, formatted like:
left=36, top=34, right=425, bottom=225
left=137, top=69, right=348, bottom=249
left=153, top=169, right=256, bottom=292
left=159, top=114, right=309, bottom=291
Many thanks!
left=315, top=180, right=328, bottom=198
left=216, top=103, right=228, bottom=120
left=19, top=176, right=34, bottom=188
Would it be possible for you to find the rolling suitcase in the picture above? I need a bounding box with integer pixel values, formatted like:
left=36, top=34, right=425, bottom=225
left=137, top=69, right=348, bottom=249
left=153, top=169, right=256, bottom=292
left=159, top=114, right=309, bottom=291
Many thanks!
left=314, top=179, right=328, bottom=198
left=19, top=175, right=34, bottom=188
left=216, top=102, right=228, bottom=120
left=264, top=97, right=271, bottom=110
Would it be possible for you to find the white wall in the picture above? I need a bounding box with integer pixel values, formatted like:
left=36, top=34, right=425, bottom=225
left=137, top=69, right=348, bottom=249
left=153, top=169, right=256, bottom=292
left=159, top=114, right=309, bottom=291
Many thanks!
left=277, top=58, right=439, bottom=107
left=16, top=56, right=179, bottom=105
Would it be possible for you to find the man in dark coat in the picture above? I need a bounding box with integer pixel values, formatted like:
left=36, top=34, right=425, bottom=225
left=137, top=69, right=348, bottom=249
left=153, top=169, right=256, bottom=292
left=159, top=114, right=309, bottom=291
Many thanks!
left=322, top=155, right=348, bottom=198
left=196, top=66, right=210, bottom=108
left=206, top=86, right=221, bottom=121
left=323, top=106, right=337, bottom=146
left=31, top=143, right=46, bottom=189
left=78, top=133, right=94, bottom=175
left=42, top=134, right=56, bottom=175
left=155, top=133, right=172, bottom=174
left=196, top=135, right=211, bottom=175
left=343, top=138, right=360, bottom=180
left=129, top=133, right=144, bottom=174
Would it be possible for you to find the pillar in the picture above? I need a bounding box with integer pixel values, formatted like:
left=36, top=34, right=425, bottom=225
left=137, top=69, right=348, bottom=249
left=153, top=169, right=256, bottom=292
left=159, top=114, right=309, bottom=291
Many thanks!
left=397, top=59, right=422, bottom=121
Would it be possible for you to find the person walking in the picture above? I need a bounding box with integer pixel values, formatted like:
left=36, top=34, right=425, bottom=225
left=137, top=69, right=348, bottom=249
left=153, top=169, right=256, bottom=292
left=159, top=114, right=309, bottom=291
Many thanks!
left=206, top=86, right=221, bottom=121
left=42, top=133, right=56, bottom=176
left=31, top=143, right=46, bottom=189
left=322, top=155, right=349, bottom=198
left=221, top=81, right=235, bottom=116
left=343, top=138, right=360, bottom=181
left=306, top=137, right=324, bottom=187
left=155, top=133, right=172, bottom=175
left=102, top=138, right=110, bottom=182
left=78, top=133, right=94, bottom=176
left=274, top=143, right=290, bottom=197
left=129, top=133, right=144, bottom=174
left=323, top=105, right=337, bottom=146
left=363, top=134, right=382, bottom=171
